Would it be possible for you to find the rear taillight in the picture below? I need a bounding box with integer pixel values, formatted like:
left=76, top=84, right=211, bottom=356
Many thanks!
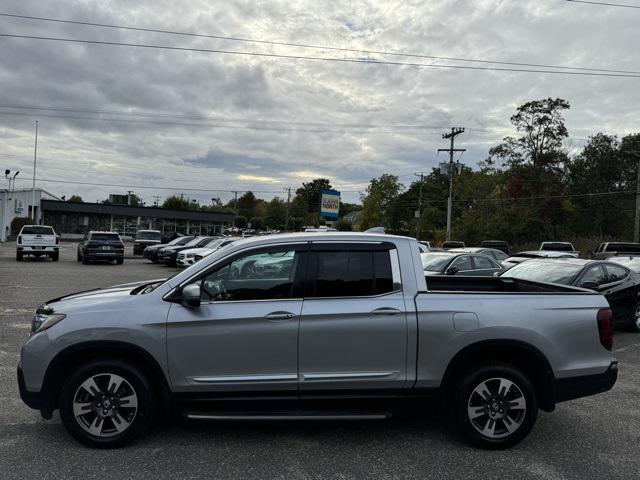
left=17, top=235, right=22, bottom=245
left=597, top=308, right=613, bottom=351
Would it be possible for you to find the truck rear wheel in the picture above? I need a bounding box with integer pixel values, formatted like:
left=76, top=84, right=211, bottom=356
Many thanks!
left=58, top=359, right=157, bottom=448
left=452, top=362, right=537, bottom=449
left=52, top=252, right=59, bottom=261
left=627, top=302, right=640, bottom=333
left=16, top=252, right=23, bottom=261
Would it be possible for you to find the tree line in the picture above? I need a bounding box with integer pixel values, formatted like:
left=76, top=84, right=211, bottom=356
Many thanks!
left=359, top=98, right=640, bottom=250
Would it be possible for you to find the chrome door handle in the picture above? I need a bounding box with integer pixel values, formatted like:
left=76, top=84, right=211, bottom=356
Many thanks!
left=370, top=307, right=402, bottom=316
left=264, top=311, right=296, bottom=321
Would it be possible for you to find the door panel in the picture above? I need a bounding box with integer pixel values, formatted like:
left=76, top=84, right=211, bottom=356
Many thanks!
left=166, top=299, right=302, bottom=392
left=298, top=295, right=407, bottom=390
left=298, top=245, right=407, bottom=391
left=166, top=245, right=306, bottom=392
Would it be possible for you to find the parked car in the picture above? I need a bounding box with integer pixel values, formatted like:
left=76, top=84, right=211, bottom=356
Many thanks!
left=501, top=258, right=640, bottom=331
left=76, top=231, right=125, bottom=265
left=158, top=236, right=217, bottom=266
left=502, top=251, right=576, bottom=269
left=421, top=251, right=504, bottom=276
left=18, top=233, right=617, bottom=449
left=16, top=225, right=59, bottom=261
left=450, top=247, right=509, bottom=263
left=591, top=242, right=640, bottom=260
left=539, top=241, right=579, bottom=257
left=609, top=255, right=640, bottom=273
left=144, top=236, right=194, bottom=263
left=133, top=230, right=161, bottom=255
left=418, top=240, right=431, bottom=250
left=176, top=237, right=239, bottom=267
left=442, top=240, right=465, bottom=249
left=480, top=240, right=510, bottom=254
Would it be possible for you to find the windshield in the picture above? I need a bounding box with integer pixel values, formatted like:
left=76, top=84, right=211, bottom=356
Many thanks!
left=21, top=226, right=54, bottom=235
left=136, top=231, right=161, bottom=240
left=91, top=233, right=121, bottom=241
left=606, top=243, right=640, bottom=253
left=501, top=261, right=582, bottom=285
left=541, top=243, right=574, bottom=252
left=420, top=253, right=453, bottom=272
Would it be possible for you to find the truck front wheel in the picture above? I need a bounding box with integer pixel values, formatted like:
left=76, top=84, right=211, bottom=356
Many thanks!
left=452, top=362, right=538, bottom=449
left=58, top=359, right=157, bottom=448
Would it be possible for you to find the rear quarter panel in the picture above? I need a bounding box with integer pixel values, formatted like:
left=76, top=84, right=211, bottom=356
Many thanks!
left=414, top=292, right=613, bottom=388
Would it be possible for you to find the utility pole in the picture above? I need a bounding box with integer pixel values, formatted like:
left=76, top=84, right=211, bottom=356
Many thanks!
left=630, top=152, right=640, bottom=243
left=438, top=127, right=466, bottom=241
left=32, top=120, right=38, bottom=222
left=415, top=172, right=424, bottom=239
left=232, top=191, right=239, bottom=227
left=284, top=187, right=292, bottom=231
left=153, top=195, right=160, bottom=207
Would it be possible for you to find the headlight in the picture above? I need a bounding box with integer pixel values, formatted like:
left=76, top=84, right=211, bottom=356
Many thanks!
left=185, top=253, right=196, bottom=258
left=31, top=309, right=66, bottom=336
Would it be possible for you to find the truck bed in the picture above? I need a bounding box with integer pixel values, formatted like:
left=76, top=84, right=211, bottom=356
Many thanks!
left=424, top=275, right=586, bottom=294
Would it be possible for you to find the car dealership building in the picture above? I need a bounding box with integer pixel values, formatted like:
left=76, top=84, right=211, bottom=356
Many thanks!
left=40, top=200, right=235, bottom=237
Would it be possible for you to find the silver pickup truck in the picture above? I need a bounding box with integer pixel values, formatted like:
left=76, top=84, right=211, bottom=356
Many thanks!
left=17, top=233, right=617, bottom=449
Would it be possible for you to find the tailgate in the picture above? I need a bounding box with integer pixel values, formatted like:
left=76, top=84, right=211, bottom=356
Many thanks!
left=20, top=234, right=56, bottom=246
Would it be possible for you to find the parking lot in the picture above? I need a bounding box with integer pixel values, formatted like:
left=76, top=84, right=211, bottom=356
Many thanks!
left=0, top=241, right=639, bottom=479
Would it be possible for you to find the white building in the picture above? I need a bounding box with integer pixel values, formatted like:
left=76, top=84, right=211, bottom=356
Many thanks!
left=0, top=188, right=60, bottom=242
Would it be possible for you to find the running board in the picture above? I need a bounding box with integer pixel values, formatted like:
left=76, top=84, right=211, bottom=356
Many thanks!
left=184, top=411, right=391, bottom=421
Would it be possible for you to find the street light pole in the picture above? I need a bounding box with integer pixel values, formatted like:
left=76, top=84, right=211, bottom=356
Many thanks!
left=31, top=120, right=38, bottom=222
left=632, top=152, right=640, bottom=243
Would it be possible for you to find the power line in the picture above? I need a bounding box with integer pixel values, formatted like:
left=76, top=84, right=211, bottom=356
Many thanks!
left=0, top=11, right=638, bottom=75
left=0, top=109, right=464, bottom=135
left=565, top=0, right=640, bottom=9
left=1, top=33, right=640, bottom=79
left=0, top=103, right=453, bottom=131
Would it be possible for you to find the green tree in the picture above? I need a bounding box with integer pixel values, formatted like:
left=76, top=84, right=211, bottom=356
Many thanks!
left=235, top=215, right=248, bottom=229
left=162, top=195, right=193, bottom=210
left=359, top=174, right=402, bottom=231
left=294, top=178, right=333, bottom=225
left=237, top=191, right=258, bottom=219
left=263, top=197, right=287, bottom=229
left=67, top=195, right=83, bottom=203
left=486, top=97, right=570, bottom=170
left=335, top=218, right=352, bottom=231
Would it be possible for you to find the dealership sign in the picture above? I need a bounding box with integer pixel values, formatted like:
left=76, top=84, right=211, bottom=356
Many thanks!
left=320, top=189, right=340, bottom=219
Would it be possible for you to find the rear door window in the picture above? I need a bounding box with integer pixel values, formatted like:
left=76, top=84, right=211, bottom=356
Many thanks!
left=579, top=265, right=607, bottom=286
left=473, top=255, right=498, bottom=270
left=307, top=246, right=400, bottom=298
left=451, top=255, right=473, bottom=271
left=605, top=264, right=629, bottom=283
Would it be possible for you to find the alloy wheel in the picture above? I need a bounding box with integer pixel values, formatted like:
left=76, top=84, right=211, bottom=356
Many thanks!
left=467, top=377, right=527, bottom=439
left=72, top=373, right=138, bottom=438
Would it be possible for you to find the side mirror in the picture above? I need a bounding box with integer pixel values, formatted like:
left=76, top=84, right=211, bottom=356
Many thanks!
left=445, top=266, right=459, bottom=275
left=181, top=284, right=201, bottom=308
left=580, top=281, right=599, bottom=290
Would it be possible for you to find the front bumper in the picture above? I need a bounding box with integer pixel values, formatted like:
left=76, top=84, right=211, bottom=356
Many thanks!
left=555, top=361, right=618, bottom=403
left=17, top=364, right=52, bottom=418
left=176, top=256, right=197, bottom=267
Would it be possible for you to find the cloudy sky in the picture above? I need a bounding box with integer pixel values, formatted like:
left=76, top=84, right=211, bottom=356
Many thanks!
left=0, top=0, right=638, bottom=205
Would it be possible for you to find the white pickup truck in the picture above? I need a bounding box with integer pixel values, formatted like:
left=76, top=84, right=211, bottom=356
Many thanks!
left=16, top=225, right=60, bottom=261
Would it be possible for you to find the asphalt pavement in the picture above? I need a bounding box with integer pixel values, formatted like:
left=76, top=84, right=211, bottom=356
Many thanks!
left=1, top=241, right=639, bottom=479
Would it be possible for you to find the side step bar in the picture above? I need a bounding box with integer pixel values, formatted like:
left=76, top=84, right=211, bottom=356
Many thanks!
left=185, top=412, right=391, bottom=421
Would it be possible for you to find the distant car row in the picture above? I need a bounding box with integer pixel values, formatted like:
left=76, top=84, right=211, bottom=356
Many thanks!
left=143, top=235, right=239, bottom=267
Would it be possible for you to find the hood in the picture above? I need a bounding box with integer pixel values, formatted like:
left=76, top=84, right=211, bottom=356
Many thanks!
left=43, top=278, right=165, bottom=313
left=179, top=247, right=214, bottom=256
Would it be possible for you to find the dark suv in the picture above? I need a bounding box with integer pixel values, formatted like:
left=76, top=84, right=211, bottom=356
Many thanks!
left=133, top=230, right=162, bottom=255
left=77, top=231, right=125, bottom=265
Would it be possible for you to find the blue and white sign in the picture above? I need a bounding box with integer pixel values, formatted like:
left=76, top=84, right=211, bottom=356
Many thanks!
left=320, top=189, right=340, bottom=219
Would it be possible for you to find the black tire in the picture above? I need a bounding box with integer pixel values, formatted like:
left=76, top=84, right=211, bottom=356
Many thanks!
left=16, top=252, right=23, bottom=262
left=76, top=250, right=82, bottom=262
left=82, top=255, right=90, bottom=265
left=452, top=362, right=538, bottom=450
left=59, top=359, right=157, bottom=448
left=626, top=303, right=640, bottom=333
left=52, top=252, right=59, bottom=261
left=116, top=258, right=124, bottom=265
